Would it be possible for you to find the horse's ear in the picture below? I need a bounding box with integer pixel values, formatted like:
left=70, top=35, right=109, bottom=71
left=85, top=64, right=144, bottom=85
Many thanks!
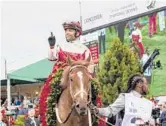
left=67, top=55, right=73, bottom=65
left=86, top=54, right=91, bottom=63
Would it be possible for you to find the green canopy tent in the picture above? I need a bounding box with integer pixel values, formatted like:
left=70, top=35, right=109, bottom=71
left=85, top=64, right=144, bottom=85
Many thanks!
left=1, top=58, right=54, bottom=107
left=8, top=58, right=54, bottom=82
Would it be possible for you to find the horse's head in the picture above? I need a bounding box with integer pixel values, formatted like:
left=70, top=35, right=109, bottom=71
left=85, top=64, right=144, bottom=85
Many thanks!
left=61, top=55, right=91, bottom=116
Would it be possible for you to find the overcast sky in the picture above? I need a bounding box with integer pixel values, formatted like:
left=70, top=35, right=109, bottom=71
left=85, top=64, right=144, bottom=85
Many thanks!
left=0, top=1, right=80, bottom=79
left=1, top=0, right=166, bottom=79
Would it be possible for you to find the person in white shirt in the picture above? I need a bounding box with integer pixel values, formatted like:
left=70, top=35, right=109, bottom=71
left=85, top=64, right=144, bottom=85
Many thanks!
left=92, top=73, right=154, bottom=126
left=158, top=11, right=166, bottom=31
left=22, top=96, right=30, bottom=109
left=131, top=22, right=145, bottom=58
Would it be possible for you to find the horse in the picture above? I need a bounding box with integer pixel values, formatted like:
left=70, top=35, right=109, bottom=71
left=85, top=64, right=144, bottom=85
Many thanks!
left=55, top=55, right=92, bottom=126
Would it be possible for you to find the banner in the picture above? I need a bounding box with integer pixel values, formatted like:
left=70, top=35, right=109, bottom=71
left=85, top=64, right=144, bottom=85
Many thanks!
left=124, top=94, right=152, bottom=122
left=80, top=32, right=99, bottom=63
left=84, top=40, right=99, bottom=61
left=81, top=0, right=166, bottom=32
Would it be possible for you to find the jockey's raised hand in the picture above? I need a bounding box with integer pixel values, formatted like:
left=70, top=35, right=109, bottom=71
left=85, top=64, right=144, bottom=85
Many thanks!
left=48, top=32, right=56, bottom=49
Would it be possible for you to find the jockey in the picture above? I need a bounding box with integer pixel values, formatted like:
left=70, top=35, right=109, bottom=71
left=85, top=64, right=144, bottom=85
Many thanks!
left=48, top=21, right=93, bottom=88
left=48, top=21, right=92, bottom=61
left=93, top=73, right=154, bottom=126
left=39, top=21, right=93, bottom=126
left=131, top=21, right=145, bottom=58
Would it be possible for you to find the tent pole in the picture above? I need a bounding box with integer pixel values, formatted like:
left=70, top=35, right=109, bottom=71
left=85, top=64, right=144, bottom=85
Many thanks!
left=5, top=59, right=11, bottom=109
left=7, top=76, right=11, bottom=109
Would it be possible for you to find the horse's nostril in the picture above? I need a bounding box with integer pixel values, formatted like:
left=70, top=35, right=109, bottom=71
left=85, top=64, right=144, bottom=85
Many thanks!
left=76, top=104, right=79, bottom=108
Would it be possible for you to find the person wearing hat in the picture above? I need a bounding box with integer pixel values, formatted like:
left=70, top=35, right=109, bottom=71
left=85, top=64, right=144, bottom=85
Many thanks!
left=91, top=73, right=154, bottom=126
left=131, top=21, right=145, bottom=58
left=39, top=21, right=93, bottom=126
left=48, top=21, right=92, bottom=62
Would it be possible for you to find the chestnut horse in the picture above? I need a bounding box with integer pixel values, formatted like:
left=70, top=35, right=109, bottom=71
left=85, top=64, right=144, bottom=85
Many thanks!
left=55, top=55, right=92, bottom=126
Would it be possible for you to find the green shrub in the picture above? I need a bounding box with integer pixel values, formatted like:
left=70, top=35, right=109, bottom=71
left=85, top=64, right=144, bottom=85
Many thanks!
left=13, top=115, right=25, bottom=126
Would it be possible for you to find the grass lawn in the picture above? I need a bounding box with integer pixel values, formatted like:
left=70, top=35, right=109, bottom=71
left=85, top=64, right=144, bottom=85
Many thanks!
left=140, top=17, right=166, bottom=96
left=143, top=35, right=166, bottom=96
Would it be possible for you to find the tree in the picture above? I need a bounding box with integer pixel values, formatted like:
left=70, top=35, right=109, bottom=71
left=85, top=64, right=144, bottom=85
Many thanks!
left=97, top=38, right=141, bottom=104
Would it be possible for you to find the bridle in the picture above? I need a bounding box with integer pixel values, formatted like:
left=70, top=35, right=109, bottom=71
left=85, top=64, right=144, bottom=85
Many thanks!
left=69, top=65, right=90, bottom=102
left=55, top=64, right=92, bottom=124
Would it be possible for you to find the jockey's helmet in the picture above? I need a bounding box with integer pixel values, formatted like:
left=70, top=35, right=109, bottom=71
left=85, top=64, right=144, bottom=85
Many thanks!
left=62, top=21, right=82, bottom=37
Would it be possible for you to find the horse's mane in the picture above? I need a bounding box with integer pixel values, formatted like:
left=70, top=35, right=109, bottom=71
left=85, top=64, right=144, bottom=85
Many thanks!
left=60, top=59, right=90, bottom=88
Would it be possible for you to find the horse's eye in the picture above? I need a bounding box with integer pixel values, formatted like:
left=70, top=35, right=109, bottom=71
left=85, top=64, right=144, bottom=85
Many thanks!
left=70, top=78, right=73, bottom=82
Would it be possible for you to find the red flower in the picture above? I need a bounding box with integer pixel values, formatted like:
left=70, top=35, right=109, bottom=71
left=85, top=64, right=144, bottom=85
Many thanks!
left=39, top=64, right=62, bottom=126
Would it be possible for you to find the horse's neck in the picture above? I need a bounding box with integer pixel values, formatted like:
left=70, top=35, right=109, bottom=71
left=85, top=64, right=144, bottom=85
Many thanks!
left=58, top=88, right=73, bottom=119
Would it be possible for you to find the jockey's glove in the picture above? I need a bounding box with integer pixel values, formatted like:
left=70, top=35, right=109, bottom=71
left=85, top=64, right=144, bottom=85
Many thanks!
left=48, top=32, right=56, bottom=49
